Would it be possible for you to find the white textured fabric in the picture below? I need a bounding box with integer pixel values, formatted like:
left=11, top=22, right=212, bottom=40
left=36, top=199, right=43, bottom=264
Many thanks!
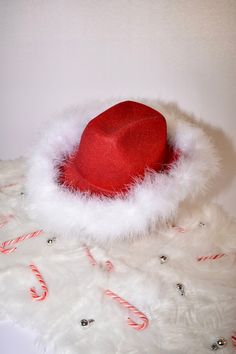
left=25, top=101, right=219, bottom=244
left=0, top=159, right=236, bottom=354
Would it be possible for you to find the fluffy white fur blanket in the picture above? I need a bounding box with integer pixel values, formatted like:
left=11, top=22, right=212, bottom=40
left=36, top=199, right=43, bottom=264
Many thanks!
left=0, top=159, right=236, bottom=354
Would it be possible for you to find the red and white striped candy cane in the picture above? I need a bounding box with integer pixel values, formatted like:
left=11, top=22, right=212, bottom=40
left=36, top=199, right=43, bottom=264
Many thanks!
left=84, top=246, right=149, bottom=330
left=0, top=245, right=16, bottom=254
left=0, top=229, right=43, bottom=254
left=29, top=263, right=48, bottom=301
left=83, top=245, right=97, bottom=266
left=232, top=333, right=236, bottom=347
left=0, top=182, right=19, bottom=191
left=105, top=289, right=149, bottom=331
left=0, top=214, right=14, bottom=229
left=104, top=260, right=114, bottom=272
left=0, top=176, right=25, bottom=192
left=172, top=225, right=187, bottom=233
left=197, top=253, right=225, bottom=262
left=83, top=244, right=113, bottom=271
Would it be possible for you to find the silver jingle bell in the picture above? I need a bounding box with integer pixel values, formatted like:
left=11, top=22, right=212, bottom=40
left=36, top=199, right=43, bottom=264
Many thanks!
left=80, top=319, right=95, bottom=327
left=47, top=237, right=56, bottom=245
left=176, top=283, right=185, bottom=296
left=159, top=255, right=168, bottom=264
left=216, top=338, right=227, bottom=347
left=199, top=221, right=206, bottom=227
left=210, top=338, right=227, bottom=351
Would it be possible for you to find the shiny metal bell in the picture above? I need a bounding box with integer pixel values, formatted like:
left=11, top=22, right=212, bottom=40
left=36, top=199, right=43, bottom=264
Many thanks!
left=159, top=255, right=168, bottom=264
left=80, top=319, right=95, bottom=327
left=199, top=222, right=206, bottom=227
left=216, top=338, right=227, bottom=347
left=47, top=236, right=56, bottom=245
left=210, top=338, right=227, bottom=351
left=176, top=283, right=185, bottom=296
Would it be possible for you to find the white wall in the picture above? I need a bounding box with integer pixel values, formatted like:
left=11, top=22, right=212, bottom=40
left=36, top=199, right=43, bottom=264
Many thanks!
left=0, top=0, right=235, bottom=214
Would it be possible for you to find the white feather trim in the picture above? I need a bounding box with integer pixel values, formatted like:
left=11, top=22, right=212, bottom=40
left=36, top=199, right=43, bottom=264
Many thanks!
left=25, top=101, right=219, bottom=243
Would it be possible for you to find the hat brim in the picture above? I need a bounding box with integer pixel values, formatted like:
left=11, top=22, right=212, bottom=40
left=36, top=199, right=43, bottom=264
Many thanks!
left=26, top=102, right=219, bottom=243
left=58, top=143, right=180, bottom=197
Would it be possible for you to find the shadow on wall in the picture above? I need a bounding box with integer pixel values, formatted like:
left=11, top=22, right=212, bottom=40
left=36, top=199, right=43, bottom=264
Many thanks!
left=148, top=99, right=236, bottom=202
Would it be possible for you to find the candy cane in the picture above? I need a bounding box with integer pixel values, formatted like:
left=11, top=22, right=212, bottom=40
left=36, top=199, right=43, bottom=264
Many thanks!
left=84, top=246, right=148, bottom=330
left=105, top=290, right=149, bottom=331
left=0, top=175, right=25, bottom=192
left=0, top=230, right=43, bottom=254
left=232, top=333, right=236, bottom=347
left=0, top=182, right=19, bottom=191
left=105, top=260, right=114, bottom=272
left=29, top=263, right=48, bottom=301
left=0, top=245, right=16, bottom=254
left=172, top=226, right=187, bottom=233
left=0, top=214, right=14, bottom=229
left=84, top=247, right=148, bottom=330
left=83, top=245, right=97, bottom=266
left=83, top=244, right=113, bottom=271
left=197, top=253, right=225, bottom=262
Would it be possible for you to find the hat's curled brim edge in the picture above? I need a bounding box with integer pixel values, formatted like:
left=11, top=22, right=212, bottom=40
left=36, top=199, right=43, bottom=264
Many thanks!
left=25, top=101, right=219, bottom=243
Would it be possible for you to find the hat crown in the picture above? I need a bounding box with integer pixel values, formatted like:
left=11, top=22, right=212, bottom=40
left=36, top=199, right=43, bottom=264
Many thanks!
left=60, top=101, right=167, bottom=195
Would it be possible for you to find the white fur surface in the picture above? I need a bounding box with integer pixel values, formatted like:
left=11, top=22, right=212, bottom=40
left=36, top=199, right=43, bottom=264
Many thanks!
left=25, top=101, right=219, bottom=244
left=0, top=159, right=236, bottom=354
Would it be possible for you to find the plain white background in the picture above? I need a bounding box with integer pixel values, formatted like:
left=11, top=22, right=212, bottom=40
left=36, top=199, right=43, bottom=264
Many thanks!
left=0, top=1, right=235, bottom=353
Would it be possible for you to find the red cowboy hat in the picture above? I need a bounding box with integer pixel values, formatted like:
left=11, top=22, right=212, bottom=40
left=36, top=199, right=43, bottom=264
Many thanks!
left=59, top=101, right=179, bottom=196
left=26, top=100, right=218, bottom=243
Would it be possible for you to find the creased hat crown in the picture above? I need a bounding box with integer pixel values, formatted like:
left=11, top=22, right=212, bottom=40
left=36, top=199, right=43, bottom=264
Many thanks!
left=60, top=101, right=169, bottom=195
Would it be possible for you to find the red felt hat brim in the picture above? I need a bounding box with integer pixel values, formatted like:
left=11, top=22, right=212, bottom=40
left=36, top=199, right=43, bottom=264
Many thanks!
left=58, top=144, right=180, bottom=196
